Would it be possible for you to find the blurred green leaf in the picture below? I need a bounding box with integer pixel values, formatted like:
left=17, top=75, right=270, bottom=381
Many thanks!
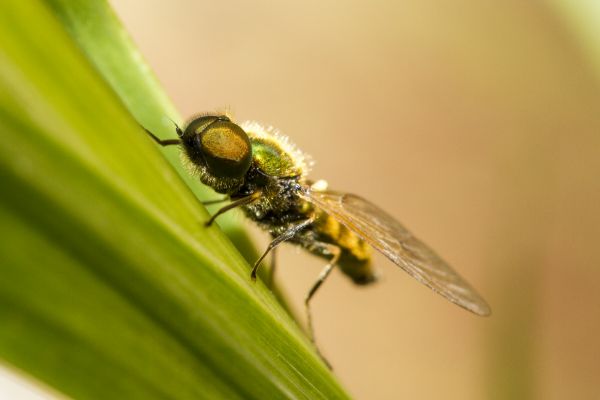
left=0, top=1, right=348, bottom=399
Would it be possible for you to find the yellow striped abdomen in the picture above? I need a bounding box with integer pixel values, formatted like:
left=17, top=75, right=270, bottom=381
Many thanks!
left=312, top=210, right=377, bottom=285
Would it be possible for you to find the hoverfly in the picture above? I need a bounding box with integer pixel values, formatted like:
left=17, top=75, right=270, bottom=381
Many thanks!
left=144, top=114, right=491, bottom=341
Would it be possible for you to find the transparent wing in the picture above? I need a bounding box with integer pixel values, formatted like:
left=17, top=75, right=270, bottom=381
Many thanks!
left=299, top=188, right=491, bottom=316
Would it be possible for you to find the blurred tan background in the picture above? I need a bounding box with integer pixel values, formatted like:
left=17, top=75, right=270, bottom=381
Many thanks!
left=107, top=1, right=600, bottom=399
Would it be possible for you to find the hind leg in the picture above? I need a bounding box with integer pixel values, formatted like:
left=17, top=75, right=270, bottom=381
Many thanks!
left=267, top=246, right=277, bottom=289
left=304, top=242, right=341, bottom=343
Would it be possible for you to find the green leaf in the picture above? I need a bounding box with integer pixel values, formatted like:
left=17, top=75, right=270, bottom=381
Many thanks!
left=0, top=1, right=349, bottom=399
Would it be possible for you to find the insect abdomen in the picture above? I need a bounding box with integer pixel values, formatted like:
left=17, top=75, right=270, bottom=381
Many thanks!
left=313, top=210, right=378, bottom=285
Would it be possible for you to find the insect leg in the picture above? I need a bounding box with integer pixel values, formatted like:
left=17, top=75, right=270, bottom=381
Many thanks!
left=250, top=216, right=315, bottom=281
left=142, top=126, right=181, bottom=146
left=201, top=197, right=229, bottom=206
left=205, top=191, right=261, bottom=227
left=268, top=246, right=278, bottom=288
left=305, top=242, right=341, bottom=343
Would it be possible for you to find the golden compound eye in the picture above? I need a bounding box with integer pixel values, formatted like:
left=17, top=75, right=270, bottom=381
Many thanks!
left=187, top=117, right=252, bottom=178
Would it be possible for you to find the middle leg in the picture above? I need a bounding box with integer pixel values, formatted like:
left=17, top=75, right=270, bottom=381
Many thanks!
left=250, top=216, right=315, bottom=280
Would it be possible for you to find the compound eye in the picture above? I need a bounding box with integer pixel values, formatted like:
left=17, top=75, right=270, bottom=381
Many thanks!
left=198, top=120, right=252, bottom=178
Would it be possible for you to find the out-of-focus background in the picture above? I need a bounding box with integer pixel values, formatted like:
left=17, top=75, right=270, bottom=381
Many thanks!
left=9, top=1, right=592, bottom=399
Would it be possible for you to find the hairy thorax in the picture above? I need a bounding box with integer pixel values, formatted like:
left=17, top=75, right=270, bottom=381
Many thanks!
left=241, top=175, right=307, bottom=233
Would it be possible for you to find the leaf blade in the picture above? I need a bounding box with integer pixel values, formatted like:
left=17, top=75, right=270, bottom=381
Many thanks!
left=0, top=2, right=350, bottom=399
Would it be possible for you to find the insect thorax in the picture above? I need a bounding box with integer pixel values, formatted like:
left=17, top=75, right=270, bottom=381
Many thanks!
left=241, top=175, right=305, bottom=222
left=237, top=123, right=310, bottom=225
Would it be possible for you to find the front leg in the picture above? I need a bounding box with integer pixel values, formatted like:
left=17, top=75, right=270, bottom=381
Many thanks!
left=204, top=191, right=262, bottom=227
left=250, top=216, right=316, bottom=281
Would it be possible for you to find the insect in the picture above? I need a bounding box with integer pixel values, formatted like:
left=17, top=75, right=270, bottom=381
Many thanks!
left=144, top=114, right=491, bottom=341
